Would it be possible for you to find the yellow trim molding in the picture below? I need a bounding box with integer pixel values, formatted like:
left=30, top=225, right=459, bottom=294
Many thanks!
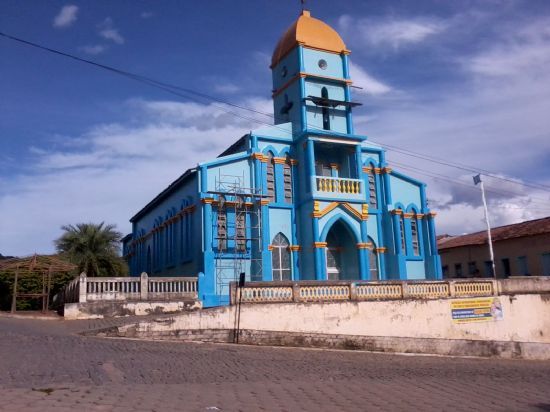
left=382, top=167, right=392, bottom=174
left=313, top=242, right=328, bottom=248
left=201, top=198, right=214, bottom=204
left=289, top=245, right=302, bottom=252
left=356, top=242, right=373, bottom=250
left=390, top=209, right=403, bottom=215
left=376, top=247, right=387, bottom=253
left=272, top=157, right=287, bottom=164
left=260, top=199, right=270, bottom=206
left=251, top=153, right=267, bottom=162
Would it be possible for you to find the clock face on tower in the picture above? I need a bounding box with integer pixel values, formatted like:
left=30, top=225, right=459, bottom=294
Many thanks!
left=318, top=59, right=328, bottom=70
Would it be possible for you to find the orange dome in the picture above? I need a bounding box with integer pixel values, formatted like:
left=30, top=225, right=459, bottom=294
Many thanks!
left=271, top=10, right=349, bottom=68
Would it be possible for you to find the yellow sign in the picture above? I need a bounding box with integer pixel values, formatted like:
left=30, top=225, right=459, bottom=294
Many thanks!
left=451, top=297, right=503, bottom=323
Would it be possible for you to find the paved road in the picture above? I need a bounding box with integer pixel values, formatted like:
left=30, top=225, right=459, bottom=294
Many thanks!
left=0, top=316, right=549, bottom=411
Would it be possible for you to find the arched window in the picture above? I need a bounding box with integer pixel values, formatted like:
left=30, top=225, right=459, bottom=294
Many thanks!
left=266, top=152, right=275, bottom=202
left=271, top=233, right=291, bottom=281
left=217, top=196, right=227, bottom=251
left=368, top=243, right=379, bottom=280
left=235, top=208, right=246, bottom=252
left=411, top=215, right=420, bottom=256
left=321, top=87, right=330, bottom=130
left=283, top=155, right=293, bottom=203
left=367, top=169, right=378, bottom=208
left=146, top=246, right=152, bottom=275
left=399, top=214, right=406, bottom=254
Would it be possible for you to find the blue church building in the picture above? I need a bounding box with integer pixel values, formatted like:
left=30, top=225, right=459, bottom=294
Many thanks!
left=123, top=10, right=442, bottom=307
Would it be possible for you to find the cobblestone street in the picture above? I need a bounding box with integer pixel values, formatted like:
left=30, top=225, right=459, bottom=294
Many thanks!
left=0, top=316, right=549, bottom=411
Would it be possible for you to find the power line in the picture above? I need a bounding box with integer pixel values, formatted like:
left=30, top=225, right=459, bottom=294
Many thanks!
left=391, top=161, right=550, bottom=209
left=373, top=140, right=550, bottom=192
left=2, top=31, right=549, bottom=194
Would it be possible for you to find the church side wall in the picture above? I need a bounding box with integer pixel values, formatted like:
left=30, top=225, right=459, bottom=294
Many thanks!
left=130, top=174, right=200, bottom=278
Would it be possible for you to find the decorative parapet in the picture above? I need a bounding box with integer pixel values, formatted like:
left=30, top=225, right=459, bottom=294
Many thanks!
left=229, top=279, right=500, bottom=305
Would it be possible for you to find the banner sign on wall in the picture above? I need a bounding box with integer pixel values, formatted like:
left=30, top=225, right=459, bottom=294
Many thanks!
left=451, top=297, right=504, bottom=323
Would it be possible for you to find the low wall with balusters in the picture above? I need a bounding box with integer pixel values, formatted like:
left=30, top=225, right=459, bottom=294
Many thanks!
left=60, top=272, right=200, bottom=319
left=228, top=279, right=497, bottom=305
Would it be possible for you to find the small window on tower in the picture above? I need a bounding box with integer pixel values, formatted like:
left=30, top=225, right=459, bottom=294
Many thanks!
left=318, top=59, right=327, bottom=70
left=321, top=87, right=330, bottom=130
left=281, top=66, right=288, bottom=78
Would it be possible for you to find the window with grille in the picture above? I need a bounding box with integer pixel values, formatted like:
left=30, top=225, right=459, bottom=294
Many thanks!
left=368, top=172, right=377, bottom=208
left=399, top=215, right=406, bottom=254
left=266, top=153, right=275, bottom=202
left=369, top=248, right=379, bottom=280
left=411, top=218, right=420, bottom=256
left=236, top=211, right=246, bottom=252
left=217, top=198, right=227, bottom=252
left=283, top=158, right=292, bottom=203
left=271, top=233, right=291, bottom=281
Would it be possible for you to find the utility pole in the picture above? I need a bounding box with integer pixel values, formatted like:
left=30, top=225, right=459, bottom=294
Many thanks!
left=474, top=174, right=496, bottom=278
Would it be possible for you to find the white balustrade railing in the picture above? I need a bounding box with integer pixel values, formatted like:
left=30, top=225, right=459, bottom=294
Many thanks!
left=315, top=176, right=362, bottom=195
left=59, top=272, right=198, bottom=303
left=230, top=279, right=496, bottom=305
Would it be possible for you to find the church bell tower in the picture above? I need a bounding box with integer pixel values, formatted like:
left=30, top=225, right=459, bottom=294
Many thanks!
left=270, top=10, right=360, bottom=136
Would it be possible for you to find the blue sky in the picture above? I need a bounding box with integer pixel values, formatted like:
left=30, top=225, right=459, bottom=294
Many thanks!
left=1, top=0, right=550, bottom=256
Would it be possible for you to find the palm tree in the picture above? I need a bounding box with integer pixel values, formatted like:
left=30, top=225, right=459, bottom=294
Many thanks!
left=55, top=222, right=127, bottom=277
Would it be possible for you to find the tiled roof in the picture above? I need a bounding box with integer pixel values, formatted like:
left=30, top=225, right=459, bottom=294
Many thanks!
left=437, top=216, right=550, bottom=250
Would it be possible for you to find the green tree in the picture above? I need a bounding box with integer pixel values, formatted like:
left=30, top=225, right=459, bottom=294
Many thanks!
left=55, top=222, right=128, bottom=277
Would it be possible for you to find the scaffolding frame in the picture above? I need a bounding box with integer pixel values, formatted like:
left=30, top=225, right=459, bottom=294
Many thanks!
left=209, top=171, right=267, bottom=297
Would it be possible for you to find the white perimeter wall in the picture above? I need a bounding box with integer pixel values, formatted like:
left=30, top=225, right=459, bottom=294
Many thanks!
left=128, top=294, right=550, bottom=344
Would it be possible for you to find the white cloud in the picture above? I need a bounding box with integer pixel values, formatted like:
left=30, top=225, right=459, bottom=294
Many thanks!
left=348, top=62, right=391, bottom=95
left=98, top=17, right=125, bottom=45
left=352, top=16, right=550, bottom=236
left=338, top=15, right=446, bottom=50
left=214, top=83, right=240, bottom=94
left=466, top=18, right=550, bottom=77
left=53, top=5, right=78, bottom=29
left=0, top=98, right=274, bottom=256
left=78, top=45, right=107, bottom=55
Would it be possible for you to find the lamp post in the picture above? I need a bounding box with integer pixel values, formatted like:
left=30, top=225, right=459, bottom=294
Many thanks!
left=473, top=174, right=496, bottom=278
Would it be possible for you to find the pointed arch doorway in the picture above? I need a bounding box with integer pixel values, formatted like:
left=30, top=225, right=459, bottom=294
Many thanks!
left=325, top=220, right=360, bottom=280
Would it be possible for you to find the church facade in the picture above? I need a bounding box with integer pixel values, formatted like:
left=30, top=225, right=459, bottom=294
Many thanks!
left=123, top=10, right=442, bottom=307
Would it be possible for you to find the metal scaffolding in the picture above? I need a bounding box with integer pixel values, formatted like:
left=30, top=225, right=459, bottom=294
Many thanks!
left=209, top=171, right=266, bottom=297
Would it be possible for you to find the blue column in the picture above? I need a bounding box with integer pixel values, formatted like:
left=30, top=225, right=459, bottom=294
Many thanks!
left=427, top=213, right=437, bottom=256
left=377, top=249, right=387, bottom=280
left=312, top=214, right=325, bottom=280
left=358, top=247, right=369, bottom=280
left=201, top=199, right=217, bottom=306
left=355, top=145, right=362, bottom=179
left=261, top=202, right=272, bottom=281
left=306, top=139, right=316, bottom=193
left=274, top=161, right=284, bottom=203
